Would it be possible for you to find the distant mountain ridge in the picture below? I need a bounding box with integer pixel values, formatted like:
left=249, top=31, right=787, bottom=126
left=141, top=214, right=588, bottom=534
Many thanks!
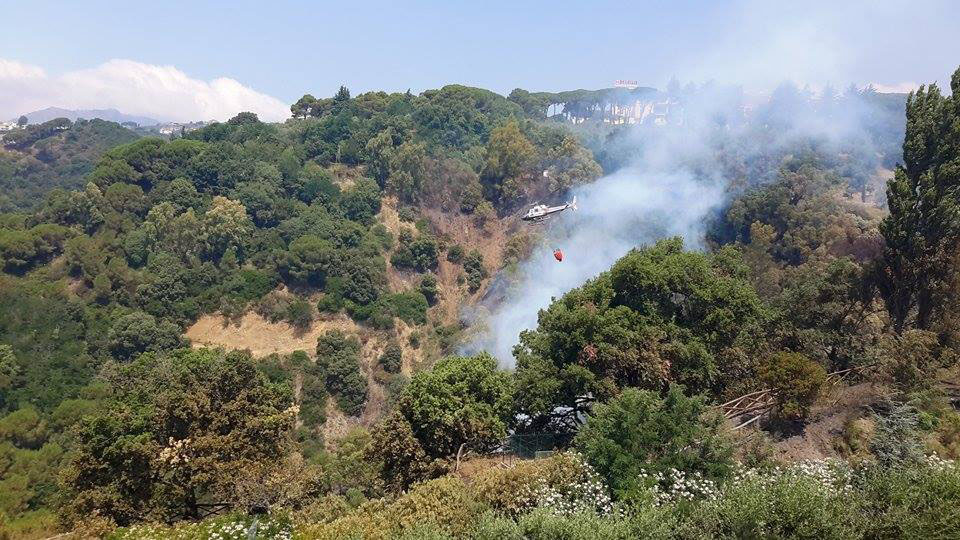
left=16, top=107, right=161, bottom=126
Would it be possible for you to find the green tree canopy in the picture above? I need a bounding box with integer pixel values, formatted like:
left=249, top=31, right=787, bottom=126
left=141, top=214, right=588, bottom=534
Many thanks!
left=227, top=112, right=260, bottom=126
left=759, top=351, right=827, bottom=422
left=544, top=136, right=603, bottom=192
left=379, top=342, right=403, bottom=374
left=316, top=330, right=367, bottom=416
left=395, top=353, right=513, bottom=459
left=879, top=67, right=960, bottom=332
left=514, top=237, right=772, bottom=433
left=481, top=120, right=535, bottom=202
left=107, top=311, right=185, bottom=360
left=60, top=348, right=294, bottom=525
left=0, top=344, right=19, bottom=397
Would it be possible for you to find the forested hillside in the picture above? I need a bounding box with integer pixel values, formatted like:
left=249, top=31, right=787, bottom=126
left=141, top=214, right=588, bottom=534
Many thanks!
left=0, top=118, right=139, bottom=210
left=1, top=68, right=960, bottom=539
left=0, top=84, right=605, bottom=537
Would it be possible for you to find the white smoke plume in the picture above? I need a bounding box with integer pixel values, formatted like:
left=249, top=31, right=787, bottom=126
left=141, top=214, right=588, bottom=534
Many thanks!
left=464, top=168, right=726, bottom=365
left=464, top=82, right=903, bottom=366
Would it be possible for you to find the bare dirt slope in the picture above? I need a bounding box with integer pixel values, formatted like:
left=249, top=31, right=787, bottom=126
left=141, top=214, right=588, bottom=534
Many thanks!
left=185, top=311, right=361, bottom=357
left=423, top=205, right=513, bottom=323
left=769, top=382, right=883, bottom=461
left=378, top=196, right=514, bottom=325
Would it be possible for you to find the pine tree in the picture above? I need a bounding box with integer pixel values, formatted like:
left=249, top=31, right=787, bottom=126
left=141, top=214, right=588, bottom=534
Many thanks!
left=334, top=85, right=351, bottom=102
left=878, top=66, right=960, bottom=332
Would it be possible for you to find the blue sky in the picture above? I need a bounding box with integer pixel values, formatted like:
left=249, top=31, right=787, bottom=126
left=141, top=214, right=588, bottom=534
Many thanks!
left=1, top=0, right=958, bottom=121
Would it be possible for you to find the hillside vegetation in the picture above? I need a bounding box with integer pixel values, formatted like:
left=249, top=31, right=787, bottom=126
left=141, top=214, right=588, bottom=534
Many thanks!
left=1, top=67, right=960, bottom=539
left=0, top=118, right=139, bottom=210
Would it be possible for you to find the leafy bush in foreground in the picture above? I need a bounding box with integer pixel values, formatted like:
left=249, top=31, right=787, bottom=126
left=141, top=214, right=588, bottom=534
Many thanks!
left=86, top=456, right=960, bottom=540
left=574, top=385, right=733, bottom=498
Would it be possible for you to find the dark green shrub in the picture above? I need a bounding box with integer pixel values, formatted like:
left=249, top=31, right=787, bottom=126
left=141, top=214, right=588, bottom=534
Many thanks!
left=285, top=298, right=315, bottom=329
left=380, top=343, right=403, bottom=374
left=301, top=357, right=328, bottom=428
left=392, top=234, right=438, bottom=272
left=336, top=255, right=387, bottom=306
left=383, top=291, right=429, bottom=325
left=384, top=374, right=410, bottom=411
left=371, top=224, right=394, bottom=250
left=420, top=274, right=438, bottom=305
left=298, top=165, right=339, bottom=203
left=397, top=206, right=418, bottom=223
left=367, top=304, right=396, bottom=330
left=339, top=178, right=381, bottom=224
left=459, top=182, right=483, bottom=213
left=317, top=277, right=347, bottom=313
left=316, top=294, right=342, bottom=314
left=107, top=311, right=184, bottom=360
left=234, top=269, right=278, bottom=300
left=463, top=250, right=487, bottom=291
left=256, top=291, right=291, bottom=322
left=446, top=244, right=464, bottom=263
left=356, top=291, right=429, bottom=329
left=316, top=331, right=367, bottom=416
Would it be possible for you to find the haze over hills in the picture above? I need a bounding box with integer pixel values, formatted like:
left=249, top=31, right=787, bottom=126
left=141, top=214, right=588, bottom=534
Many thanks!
left=16, top=107, right=161, bottom=126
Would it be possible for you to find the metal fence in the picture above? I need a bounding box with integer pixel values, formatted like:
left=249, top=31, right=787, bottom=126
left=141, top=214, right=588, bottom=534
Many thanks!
left=505, top=432, right=574, bottom=458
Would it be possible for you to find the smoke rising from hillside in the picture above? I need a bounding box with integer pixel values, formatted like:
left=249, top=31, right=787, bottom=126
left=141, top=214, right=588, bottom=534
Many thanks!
left=465, top=84, right=904, bottom=366
left=464, top=168, right=726, bottom=364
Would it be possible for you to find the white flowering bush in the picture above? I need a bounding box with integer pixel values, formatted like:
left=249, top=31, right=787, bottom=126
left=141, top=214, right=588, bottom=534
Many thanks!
left=108, top=514, right=293, bottom=540
left=922, top=453, right=957, bottom=471
left=672, top=459, right=873, bottom=539
left=636, top=459, right=854, bottom=509
left=641, top=468, right=720, bottom=506
left=523, top=466, right=615, bottom=517
left=474, top=452, right=618, bottom=518
left=730, top=459, right=853, bottom=496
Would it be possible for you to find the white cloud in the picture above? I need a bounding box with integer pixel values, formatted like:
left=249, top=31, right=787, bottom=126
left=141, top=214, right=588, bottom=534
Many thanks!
left=0, top=58, right=289, bottom=122
left=0, top=58, right=46, bottom=79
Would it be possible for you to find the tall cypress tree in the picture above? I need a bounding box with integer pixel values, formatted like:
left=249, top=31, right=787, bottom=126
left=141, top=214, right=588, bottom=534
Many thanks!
left=879, top=67, right=960, bottom=332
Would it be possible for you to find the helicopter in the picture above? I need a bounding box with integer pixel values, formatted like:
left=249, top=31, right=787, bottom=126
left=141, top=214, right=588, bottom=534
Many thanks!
left=521, top=196, right=577, bottom=223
